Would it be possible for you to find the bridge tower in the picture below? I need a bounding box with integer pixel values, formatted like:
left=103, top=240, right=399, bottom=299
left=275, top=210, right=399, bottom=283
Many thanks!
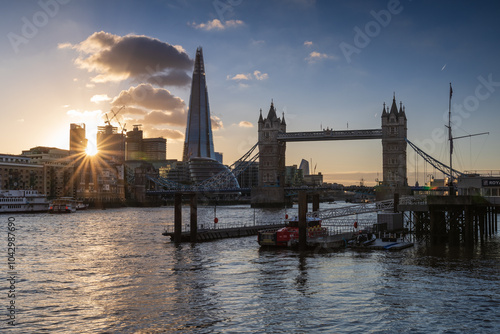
left=380, top=95, right=410, bottom=199
left=252, top=101, right=287, bottom=207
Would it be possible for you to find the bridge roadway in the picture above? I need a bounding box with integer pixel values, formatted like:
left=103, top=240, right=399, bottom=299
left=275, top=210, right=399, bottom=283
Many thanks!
left=146, top=186, right=339, bottom=195
left=277, top=129, right=383, bottom=142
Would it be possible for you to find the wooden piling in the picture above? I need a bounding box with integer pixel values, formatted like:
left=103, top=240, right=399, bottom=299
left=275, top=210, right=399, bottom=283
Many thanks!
left=312, top=193, right=320, bottom=213
left=479, top=210, right=485, bottom=243
left=448, top=208, right=460, bottom=246
left=430, top=210, right=446, bottom=244
left=174, top=193, right=182, bottom=243
left=493, top=206, right=498, bottom=232
left=298, top=191, right=307, bottom=250
left=190, top=193, right=198, bottom=242
left=393, top=193, right=399, bottom=213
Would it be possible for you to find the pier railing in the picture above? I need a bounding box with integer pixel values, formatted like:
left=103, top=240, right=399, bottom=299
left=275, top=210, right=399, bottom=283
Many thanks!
left=163, top=221, right=286, bottom=234
left=308, top=196, right=427, bottom=221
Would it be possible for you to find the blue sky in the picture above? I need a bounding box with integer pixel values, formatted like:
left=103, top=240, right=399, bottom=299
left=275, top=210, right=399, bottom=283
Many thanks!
left=1, top=0, right=500, bottom=185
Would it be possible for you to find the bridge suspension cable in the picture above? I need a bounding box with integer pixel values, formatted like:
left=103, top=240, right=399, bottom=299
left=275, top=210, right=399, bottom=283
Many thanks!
left=405, top=138, right=464, bottom=178
left=147, top=142, right=260, bottom=192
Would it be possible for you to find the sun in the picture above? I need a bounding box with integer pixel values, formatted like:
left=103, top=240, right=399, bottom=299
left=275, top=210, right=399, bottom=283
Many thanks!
left=85, top=142, right=98, bottom=156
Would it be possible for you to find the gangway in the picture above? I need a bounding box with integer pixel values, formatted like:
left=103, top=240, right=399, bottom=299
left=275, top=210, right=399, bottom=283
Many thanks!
left=308, top=196, right=426, bottom=220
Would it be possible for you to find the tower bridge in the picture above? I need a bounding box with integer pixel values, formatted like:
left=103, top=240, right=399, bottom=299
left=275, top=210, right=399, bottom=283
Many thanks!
left=252, top=97, right=409, bottom=207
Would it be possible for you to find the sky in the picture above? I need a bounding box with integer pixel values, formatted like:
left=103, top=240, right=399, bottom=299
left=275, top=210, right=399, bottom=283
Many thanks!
left=1, top=0, right=500, bottom=186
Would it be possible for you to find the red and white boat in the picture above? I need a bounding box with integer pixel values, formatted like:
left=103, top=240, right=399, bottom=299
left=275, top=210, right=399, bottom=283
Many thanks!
left=258, top=216, right=327, bottom=247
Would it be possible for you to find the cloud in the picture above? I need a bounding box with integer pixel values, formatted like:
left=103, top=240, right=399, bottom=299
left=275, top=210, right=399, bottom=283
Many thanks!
left=67, top=109, right=103, bottom=118
left=108, top=83, right=190, bottom=130
left=238, top=121, right=253, bottom=128
left=190, top=19, right=244, bottom=31
left=146, top=128, right=184, bottom=141
left=253, top=70, right=268, bottom=80
left=142, top=110, right=185, bottom=127
left=251, top=39, right=265, bottom=46
left=228, top=73, right=251, bottom=81
left=211, top=115, right=223, bottom=130
left=112, top=83, right=185, bottom=112
left=90, top=94, right=111, bottom=103
left=305, top=51, right=336, bottom=63
left=121, top=106, right=148, bottom=116
left=147, top=69, right=191, bottom=87
left=110, top=84, right=187, bottom=128
left=227, top=70, right=269, bottom=81
left=304, top=41, right=313, bottom=47
left=63, top=31, right=193, bottom=84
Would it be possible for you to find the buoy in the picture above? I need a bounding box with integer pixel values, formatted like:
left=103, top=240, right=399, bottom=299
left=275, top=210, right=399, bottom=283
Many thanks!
left=354, top=221, right=358, bottom=229
left=214, top=217, right=218, bottom=224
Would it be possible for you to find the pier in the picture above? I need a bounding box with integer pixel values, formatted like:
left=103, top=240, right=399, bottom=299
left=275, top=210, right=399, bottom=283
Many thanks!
left=400, top=195, right=499, bottom=246
left=163, top=223, right=287, bottom=242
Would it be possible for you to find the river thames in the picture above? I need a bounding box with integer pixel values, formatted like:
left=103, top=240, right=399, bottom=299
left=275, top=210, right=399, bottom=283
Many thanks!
left=1, top=205, right=499, bottom=333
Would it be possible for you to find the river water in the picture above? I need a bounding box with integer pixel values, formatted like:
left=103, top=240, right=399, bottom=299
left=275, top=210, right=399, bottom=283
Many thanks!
left=1, top=205, right=499, bottom=333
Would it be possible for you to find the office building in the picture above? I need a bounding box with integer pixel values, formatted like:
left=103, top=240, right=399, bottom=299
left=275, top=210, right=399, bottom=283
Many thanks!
left=183, top=47, right=215, bottom=161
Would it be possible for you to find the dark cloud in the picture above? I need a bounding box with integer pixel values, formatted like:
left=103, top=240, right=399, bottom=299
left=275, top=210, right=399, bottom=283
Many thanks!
left=146, top=69, right=191, bottom=87
left=143, top=110, right=185, bottom=127
left=112, top=83, right=186, bottom=112
left=111, top=84, right=187, bottom=129
left=68, top=31, right=193, bottom=84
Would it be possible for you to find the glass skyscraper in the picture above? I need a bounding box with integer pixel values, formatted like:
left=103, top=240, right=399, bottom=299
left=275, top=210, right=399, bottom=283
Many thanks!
left=182, top=47, right=215, bottom=161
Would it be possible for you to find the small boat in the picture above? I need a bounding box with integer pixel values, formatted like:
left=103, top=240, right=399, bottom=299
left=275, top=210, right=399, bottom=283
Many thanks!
left=258, top=216, right=326, bottom=247
left=48, top=197, right=78, bottom=213
left=348, top=231, right=413, bottom=251
left=75, top=201, right=88, bottom=210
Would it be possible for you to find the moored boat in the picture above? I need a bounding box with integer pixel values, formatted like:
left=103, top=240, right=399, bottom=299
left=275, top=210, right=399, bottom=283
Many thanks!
left=75, top=201, right=88, bottom=210
left=49, top=197, right=78, bottom=213
left=258, top=216, right=326, bottom=247
left=0, top=189, right=50, bottom=213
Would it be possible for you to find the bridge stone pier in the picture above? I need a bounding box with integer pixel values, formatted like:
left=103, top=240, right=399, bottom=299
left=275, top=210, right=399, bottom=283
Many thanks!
left=251, top=96, right=411, bottom=207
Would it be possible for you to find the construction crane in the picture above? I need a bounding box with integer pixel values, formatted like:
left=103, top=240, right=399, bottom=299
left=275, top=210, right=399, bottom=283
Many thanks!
left=103, top=106, right=126, bottom=133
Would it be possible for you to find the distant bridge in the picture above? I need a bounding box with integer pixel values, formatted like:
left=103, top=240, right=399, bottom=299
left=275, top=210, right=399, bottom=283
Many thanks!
left=144, top=136, right=463, bottom=196
left=277, top=129, right=382, bottom=142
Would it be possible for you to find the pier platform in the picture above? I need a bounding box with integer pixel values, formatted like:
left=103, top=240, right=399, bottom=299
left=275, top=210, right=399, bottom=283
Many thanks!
left=163, top=223, right=287, bottom=242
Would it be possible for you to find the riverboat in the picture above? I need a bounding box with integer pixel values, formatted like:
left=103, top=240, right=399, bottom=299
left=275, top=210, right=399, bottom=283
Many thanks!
left=49, top=197, right=78, bottom=213
left=0, top=189, right=50, bottom=213
left=258, top=216, right=327, bottom=247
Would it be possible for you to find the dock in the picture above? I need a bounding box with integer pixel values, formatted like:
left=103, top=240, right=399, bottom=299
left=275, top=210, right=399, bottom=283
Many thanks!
left=163, top=223, right=287, bottom=242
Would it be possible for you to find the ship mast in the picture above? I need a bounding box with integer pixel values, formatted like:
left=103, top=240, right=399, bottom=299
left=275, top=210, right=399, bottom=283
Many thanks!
left=448, top=83, right=454, bottom=196
left=446, top=83, right=488, bottom=196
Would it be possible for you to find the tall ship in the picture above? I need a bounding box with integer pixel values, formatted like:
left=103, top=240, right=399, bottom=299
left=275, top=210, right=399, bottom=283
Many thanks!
left=0, top=190, right=50, bottom=213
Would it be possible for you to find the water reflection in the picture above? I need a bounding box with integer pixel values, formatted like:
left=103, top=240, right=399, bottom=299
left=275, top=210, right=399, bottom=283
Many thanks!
left=4, top=208, right=499, bottom=333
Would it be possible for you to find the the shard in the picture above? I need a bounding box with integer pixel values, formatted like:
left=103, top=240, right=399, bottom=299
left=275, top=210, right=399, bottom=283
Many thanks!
left=183, top=47, right=215, bottom=161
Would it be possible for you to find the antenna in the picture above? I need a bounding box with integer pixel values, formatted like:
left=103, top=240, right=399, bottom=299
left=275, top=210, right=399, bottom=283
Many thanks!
left=446, top=83, right=488, bottom=195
